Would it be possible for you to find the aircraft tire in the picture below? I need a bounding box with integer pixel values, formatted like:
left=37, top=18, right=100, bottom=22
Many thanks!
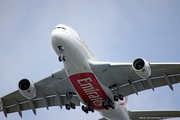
left=65, top=104, right=70, bottom=110
left=119, top=94, right=123, bottom=101
left=71, top=103, right=76, bottom=109
left=59, top=56, right=62, bottom=62
left=108, top=101, right=114, bottom=109
left=88, top=105, right=94, bottom=112
left=82, top=105, right=88, bottom=114
left=63, top=56, right=66, bottom=61
left=114, top=95, right=118, bottom=101
left=102, top=102, right=108, bottom=110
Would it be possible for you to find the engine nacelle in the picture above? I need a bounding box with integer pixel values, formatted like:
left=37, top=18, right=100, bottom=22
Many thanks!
left=18, top=79, right=37, bottom=99
left=132, top=58, right=151, bottom=78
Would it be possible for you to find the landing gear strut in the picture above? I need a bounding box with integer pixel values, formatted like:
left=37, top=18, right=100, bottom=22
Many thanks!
left=82, top=102, right=94, bottom=114
left=57, top=45, right=66, bottom=62
left=65, top=92, right=76, bottom=110
left=109, top=83, right=124, bottom=101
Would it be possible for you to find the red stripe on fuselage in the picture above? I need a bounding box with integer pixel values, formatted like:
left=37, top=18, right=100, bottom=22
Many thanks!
left=69, top=72, right=108, bottom=110
left=119, top=100, right=127, bottom=105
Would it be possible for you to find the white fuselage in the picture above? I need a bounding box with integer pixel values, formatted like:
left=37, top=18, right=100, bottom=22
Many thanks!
left=51, top=24, right=131, bottom=120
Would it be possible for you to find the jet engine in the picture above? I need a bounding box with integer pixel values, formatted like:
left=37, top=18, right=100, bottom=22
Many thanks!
left=132, top=58, right=151, bottom=78
left=18, top=79, right=37, bottom=99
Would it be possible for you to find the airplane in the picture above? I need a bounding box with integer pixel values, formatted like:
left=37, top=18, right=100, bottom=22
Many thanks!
left=0, top=24, right=180, bottom=120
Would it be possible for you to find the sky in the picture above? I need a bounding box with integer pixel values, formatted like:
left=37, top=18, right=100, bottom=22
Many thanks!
left=0, top=0, right=180, bottom=120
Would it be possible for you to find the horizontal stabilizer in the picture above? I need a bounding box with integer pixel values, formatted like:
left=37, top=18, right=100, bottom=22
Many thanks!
left=129, top=110, right=180, bottom=120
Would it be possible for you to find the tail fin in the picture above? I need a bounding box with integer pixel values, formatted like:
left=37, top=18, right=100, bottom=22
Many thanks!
left=129, top=110, right=180, bottom=120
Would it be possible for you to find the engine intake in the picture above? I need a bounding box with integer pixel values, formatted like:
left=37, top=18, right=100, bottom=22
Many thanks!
left=132, top=58, right=151, bottom=78
left=18, top=79, right=36, bottom=99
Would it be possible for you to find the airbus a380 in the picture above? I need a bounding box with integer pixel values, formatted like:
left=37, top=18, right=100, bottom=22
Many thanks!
left=0, top=24, right=180, bottom=120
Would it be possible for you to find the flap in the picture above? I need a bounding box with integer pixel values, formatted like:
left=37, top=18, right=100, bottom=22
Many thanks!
left=5, top=95, right=80, bottom=114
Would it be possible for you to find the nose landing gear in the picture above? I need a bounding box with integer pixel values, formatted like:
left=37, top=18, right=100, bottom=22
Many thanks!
left=57, top=45, right=66, bottom=62
left=59, top=56, right=66, bottom=62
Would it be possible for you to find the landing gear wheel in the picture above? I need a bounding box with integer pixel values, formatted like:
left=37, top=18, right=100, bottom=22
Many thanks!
left=88, top=104, right=94, bottom=112
left=119, top=94, right=123, bottom=101
left=63, top=56, right=66, bottom=61
left=71, top=103, right=76, bottom=109
left=114, top=95, right=118, bottom=101
left=82, top=105, right=88, bottom=114
left=59, top=56, right=62, bottom=62
left=65, top=104, right=70, bottom=110
left=111, top=105, right=114, bottom=109
left=102, top=102, right=108, bottom=110
left=108, top=101, right=114, bottom=109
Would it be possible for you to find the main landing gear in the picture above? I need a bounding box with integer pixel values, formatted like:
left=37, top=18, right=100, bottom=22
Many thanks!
left=65, top=92, right=76, bottom=110
left=109, top=83, right=124, bottom=101
left=82, top=102, right=94, bottom=114
left=57, top=45, right=66, bottom=62
left=102, top=98, right=114, bottom=110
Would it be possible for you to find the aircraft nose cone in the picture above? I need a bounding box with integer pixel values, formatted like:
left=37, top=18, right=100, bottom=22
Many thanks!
left=51, top=30, right=63, bottom=50
left=50, top=29, right=69, bottom=56
left=51, top=29, right=61, bottom=42
left=51, top=30, right=65, bottom=46
left=51, top=29, right=69, bottom=44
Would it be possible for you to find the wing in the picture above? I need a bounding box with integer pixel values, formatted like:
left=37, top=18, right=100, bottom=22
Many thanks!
left=0, top=68, right=80, bottom=117
left=90, top=62, right=180, bottom=96
left=129, top=110, right=180, bottom=120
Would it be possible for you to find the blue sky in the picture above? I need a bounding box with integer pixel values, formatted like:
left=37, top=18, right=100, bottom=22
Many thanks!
left=0, top=0, right=180, bottom=120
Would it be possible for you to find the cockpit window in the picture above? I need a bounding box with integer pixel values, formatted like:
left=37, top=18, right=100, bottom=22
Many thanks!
left=54, top=27, right=66, bottom=30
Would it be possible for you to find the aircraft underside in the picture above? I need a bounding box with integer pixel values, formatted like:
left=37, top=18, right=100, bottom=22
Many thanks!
left=0, top=24, right=180, bottom=120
